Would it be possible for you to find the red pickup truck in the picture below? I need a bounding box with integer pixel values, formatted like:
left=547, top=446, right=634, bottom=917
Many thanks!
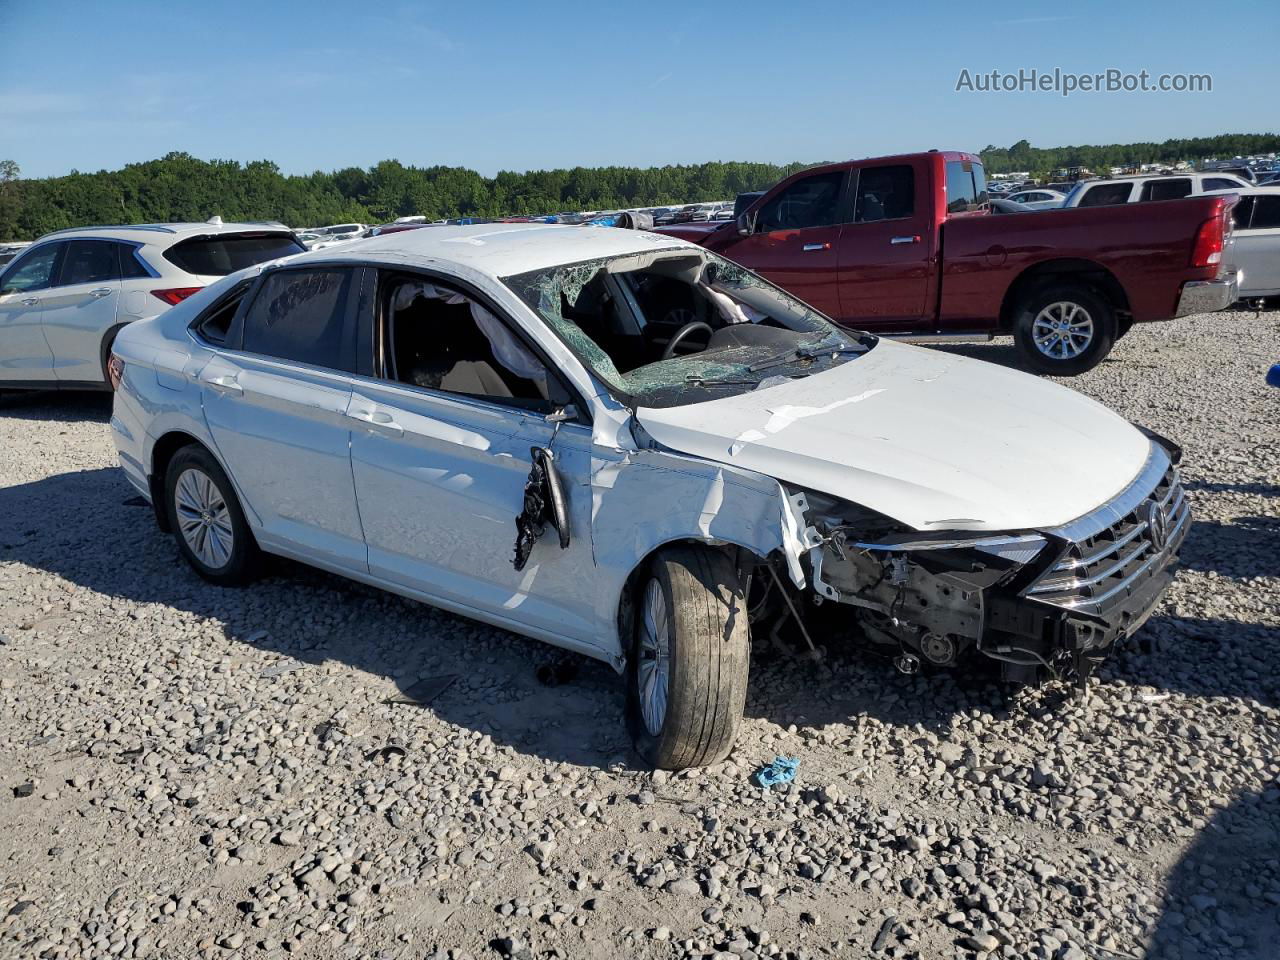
left=655, top=151, right=1237, bottom=374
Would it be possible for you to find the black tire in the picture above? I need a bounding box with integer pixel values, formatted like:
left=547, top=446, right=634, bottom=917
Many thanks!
left=164, top=445, right=259, bottom=585
left=1012, top=283, right=1116, bottom=376
left=627, top=545, right=749, bottom=770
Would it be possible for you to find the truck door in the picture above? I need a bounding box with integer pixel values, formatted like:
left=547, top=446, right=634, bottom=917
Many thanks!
left=724, top=170, right=847, bottom=320
left=836, top=162, right=933, bottom=328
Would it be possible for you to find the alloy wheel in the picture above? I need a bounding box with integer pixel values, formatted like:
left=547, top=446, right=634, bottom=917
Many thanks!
left=637, top=578, right=671, bottom=736
left=174, top=468, right=234, bottom=569
left=1032, top=301, right=1094, bottom=360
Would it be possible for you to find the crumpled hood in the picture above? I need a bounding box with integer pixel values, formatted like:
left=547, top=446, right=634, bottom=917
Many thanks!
left=634, top=339, right=1150, bottom=532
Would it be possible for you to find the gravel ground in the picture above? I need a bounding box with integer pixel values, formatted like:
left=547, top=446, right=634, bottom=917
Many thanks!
left=1, top=309, right=1277, bottom=960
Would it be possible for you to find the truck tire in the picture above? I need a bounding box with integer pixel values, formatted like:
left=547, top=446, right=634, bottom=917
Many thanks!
left=164, top=445, right=260, bottom=586
left=627, top=545, right=749, bottom=770
left=1013, top=284, right=1116, bottom=376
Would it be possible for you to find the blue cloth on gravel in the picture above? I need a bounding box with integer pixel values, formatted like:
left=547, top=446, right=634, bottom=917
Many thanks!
left=754, top=756, right=799, bottom=788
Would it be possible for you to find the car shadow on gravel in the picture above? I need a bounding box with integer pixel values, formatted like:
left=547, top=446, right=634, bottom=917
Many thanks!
left=1107, top=613, right=1280, bottom=708
left=1181, top=517, right=1280, bottom=580
left=1, top=465, right=1273, bottom=772
left=0, top=390, right=112, bottom=423
left=1148, top=788, right=1280, bottom=960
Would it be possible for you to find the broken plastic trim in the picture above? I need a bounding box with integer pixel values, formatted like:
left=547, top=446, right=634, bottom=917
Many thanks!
left=513, top=446, right=570, bottom=570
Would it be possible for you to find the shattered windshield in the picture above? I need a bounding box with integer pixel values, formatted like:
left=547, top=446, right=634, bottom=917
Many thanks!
left=502, top=250, right=874, bottom=408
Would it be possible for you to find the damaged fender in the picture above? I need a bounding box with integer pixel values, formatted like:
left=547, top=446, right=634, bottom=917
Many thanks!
left=586, top=401, right=810, bottom=669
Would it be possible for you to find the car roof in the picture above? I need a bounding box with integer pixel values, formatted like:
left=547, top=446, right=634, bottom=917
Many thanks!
left=293, top=222, right=691, bottom=277
left=34, top=221, right=293, bottom=244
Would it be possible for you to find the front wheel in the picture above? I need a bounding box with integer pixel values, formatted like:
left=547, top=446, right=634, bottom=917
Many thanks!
left=1012, top=284, right=1116, bottom=376
left=627, top=546, right=749, bottom=770
left=164, top=445, right=259, bottom=585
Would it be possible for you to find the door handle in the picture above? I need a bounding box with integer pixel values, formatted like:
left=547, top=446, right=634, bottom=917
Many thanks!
left=90, top=287, right=113, bottom=298
left=802, top=242, right=831, bottom=252
left=890, top=235, right=921, bottom=245
left=348, top=409, right=404, bottom=437
left=20, top=297, right=39, bottom=306
left=205, top=374, right=243, bottom=395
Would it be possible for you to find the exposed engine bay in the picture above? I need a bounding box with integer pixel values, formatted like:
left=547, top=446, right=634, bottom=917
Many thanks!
left=741, top=440, right=1188, bottom=690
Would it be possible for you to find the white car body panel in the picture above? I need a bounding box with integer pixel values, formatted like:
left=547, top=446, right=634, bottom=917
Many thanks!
left=110, top=224, right=1155, bottom=668
left=635, top=339, right=1149, bottom=532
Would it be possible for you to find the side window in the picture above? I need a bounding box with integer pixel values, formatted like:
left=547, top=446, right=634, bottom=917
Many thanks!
left=945, top=160, right=986, bottom=213
left=757, top=172, right=845, bottom=231
left=194, top=282, right=252, bottom=346
left=1203, top=177, right=1242, bottom=192
left=1231, top=197, right=1255, bottom=230
left=57, top=240, right=121, bottom=286
left=116, top=243, right=151, bottom=279
left=0, top=244, right=61, bottom=295
left=1252, top=197, right=1280, bottom=229
left=854, top=165, right=915, bottom=222
left=241, top=269, right=354, bottom=370
left=383, top=275, right=552, bottom=412
left=1078, top=183, right=1133, bottom=207
left=1139, top=179, right=1192, bottom=202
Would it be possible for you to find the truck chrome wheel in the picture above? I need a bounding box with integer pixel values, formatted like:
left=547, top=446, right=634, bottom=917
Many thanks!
left=1032, top=301, right=1094, bottom=360
left=174, top=467, right=234, bottom=570
left=637, top=578, right=671, bottom=736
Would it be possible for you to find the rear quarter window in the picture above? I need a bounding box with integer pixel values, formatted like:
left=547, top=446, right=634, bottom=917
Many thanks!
left=164, top=233, right=305, bottom=276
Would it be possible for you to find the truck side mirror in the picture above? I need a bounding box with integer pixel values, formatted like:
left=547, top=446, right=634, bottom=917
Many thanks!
left=736, top=210, right=757, bottom=236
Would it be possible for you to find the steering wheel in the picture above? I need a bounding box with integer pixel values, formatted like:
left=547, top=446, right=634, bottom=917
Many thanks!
left=662, top=321, right=714, bottom=360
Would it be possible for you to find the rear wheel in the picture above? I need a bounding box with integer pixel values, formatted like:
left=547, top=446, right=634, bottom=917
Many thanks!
left=164, top=445, right=259, bottom=585
left=1013, top=284, right=1115, bottom=376
left=627, top=546, right=749, bottom=770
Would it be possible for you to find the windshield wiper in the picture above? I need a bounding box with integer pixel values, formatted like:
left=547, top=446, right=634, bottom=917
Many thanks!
left=746, top=338, right=865, bottom=374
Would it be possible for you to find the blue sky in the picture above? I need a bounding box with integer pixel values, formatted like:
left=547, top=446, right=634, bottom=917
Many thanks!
left=0, top=0, right=1274, bottom=179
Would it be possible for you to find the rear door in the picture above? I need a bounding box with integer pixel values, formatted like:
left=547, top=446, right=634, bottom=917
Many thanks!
left=39, top=239, right=127, bottom=384
left=201, top=266, right=367, bottom=570
left=723, top=170, right=847, bottom=318
left=836, top=161, right=933, bottom=327
left=0, top=242, right=62, bottom=384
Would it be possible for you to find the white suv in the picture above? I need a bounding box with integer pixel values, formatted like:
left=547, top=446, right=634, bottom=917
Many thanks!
left=0, top=219, right=304, bottom=392
left=1060, top=172, right=1252, bottom=208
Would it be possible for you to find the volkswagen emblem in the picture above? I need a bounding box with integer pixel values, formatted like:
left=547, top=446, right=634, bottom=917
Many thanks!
left=1147, top=499, right=1171, bottom=551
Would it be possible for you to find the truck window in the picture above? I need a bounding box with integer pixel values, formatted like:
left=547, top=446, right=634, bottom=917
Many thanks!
left=756, top=172, right=844, bottom=231
left=1139, top=179, right=1192, bottom=202
left=1231, top=197, right=1255, bottom=230
left=854, top=165, right=914, bottom=222
left=1252, top=196, right=1280, bottom=229
left=944, top=160, right=987, bottom=213
left=1077, top=183, right=1133, bottom=207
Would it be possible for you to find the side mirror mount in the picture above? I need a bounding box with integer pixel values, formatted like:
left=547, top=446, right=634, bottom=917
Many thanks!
left=736, top=211, right=757, bottom=236
left=545, top=403, right=579, bottom=424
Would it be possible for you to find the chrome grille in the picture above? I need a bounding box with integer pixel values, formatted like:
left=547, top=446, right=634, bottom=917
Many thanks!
left=1026, top=454, right=1189, bottom=615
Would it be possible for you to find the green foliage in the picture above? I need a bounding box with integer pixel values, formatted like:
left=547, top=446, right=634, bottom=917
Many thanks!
left=979, top=133, right=1280, bottom=178
left=4, top=134, right=1275, bottom=240
left=0, top=153, right=809, bottom=241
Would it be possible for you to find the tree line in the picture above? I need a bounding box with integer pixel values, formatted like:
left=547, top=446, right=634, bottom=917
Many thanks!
left=980, top=133, right=1280, bottom=176
left=2, top=133, right=1277, bottom=240
left=0, top=154, right=808, bottom=241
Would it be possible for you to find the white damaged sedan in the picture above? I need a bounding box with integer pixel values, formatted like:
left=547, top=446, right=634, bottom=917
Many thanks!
left=110, top=224, right=1188, bottom=769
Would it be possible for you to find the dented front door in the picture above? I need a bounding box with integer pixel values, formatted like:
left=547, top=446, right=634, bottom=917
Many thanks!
left=347, top=379, right=601, bottom=651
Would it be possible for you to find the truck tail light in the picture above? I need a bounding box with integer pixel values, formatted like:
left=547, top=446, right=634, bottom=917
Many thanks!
left=151, top=286, right=203, bottom=305
left=106, top=353, right=125, bottom=391
left=1190, top=212, right=1226, bottom=268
